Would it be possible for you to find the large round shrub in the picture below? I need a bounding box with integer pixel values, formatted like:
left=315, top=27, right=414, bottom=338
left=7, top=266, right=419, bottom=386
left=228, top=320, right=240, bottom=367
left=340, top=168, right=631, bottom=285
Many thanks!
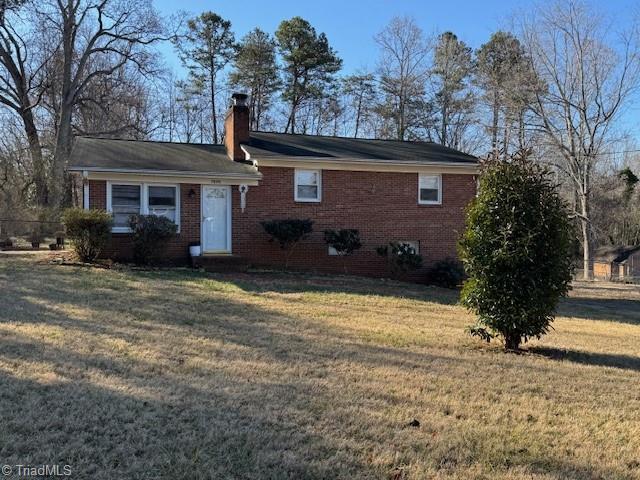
left=459, top=157, right=573, bottom=350
left=129, top=214, right=178, bottom=265
left=62, top=208, right=113, bottom=262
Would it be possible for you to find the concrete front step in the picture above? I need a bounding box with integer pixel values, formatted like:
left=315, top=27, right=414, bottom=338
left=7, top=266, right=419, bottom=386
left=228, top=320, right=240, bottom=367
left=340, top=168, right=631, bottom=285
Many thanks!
left=192, top=254, right=250, bottom=272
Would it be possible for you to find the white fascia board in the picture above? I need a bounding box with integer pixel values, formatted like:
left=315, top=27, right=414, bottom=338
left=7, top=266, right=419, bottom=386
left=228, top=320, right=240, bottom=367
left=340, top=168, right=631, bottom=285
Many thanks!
left=253, top=156, right=479, bottom=175
left=69, top=167, right=261, bottom=186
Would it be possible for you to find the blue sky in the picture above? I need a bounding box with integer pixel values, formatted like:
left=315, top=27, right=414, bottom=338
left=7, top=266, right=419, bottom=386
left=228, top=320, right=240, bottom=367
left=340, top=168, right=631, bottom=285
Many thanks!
left=153, top=0, right=640, bottom=147
left=154, top=0, right=637, bottom=75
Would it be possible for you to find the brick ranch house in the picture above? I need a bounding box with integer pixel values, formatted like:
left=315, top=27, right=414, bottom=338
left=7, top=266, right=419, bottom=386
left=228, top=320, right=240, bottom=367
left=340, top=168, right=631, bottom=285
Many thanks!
left=68, top=93, right=478, bottom=278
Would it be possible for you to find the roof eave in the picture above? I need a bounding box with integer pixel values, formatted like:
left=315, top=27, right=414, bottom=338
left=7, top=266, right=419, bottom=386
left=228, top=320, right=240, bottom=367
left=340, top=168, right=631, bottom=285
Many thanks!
left=243, top=152, right=478, bottom=170
left=67, top=165, right=262, bottom=179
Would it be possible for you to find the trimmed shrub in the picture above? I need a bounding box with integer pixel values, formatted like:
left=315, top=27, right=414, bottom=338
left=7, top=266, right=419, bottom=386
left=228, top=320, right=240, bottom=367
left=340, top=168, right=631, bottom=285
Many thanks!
left=128, top=214, right=178, bottom=265
left=427, top=258, right=465, bottom=289
left=459, top=156, right=573, bottom=350
left=62, top=208, right=113, bottom=262
left=324, top=229, right=363, bottom=273
left=377, top=242, right=423, bottom=278
left=261, top=219, right=313, bottom=269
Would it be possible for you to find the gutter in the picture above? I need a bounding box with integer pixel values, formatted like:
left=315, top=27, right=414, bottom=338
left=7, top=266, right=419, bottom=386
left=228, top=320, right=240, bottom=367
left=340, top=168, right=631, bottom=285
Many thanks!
left=248, top=156, right=480, bottom=170
left=241, top=150, right=478, bottom=170
left=67, top=166, right=262, bottom=180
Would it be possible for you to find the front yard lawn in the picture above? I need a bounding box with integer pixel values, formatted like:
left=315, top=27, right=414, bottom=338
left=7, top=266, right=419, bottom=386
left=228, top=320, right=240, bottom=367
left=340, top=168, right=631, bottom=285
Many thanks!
left=0, top=257, right=639, bottom=479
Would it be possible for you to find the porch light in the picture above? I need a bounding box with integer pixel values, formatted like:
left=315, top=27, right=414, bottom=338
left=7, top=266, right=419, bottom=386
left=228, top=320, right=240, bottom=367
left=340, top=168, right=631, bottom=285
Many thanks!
left=239, top=184, right=248, bottom=212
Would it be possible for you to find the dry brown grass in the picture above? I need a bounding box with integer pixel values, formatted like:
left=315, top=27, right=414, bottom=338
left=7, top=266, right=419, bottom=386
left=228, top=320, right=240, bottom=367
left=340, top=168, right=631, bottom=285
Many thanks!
left=0, top=257, right=639, bottom=480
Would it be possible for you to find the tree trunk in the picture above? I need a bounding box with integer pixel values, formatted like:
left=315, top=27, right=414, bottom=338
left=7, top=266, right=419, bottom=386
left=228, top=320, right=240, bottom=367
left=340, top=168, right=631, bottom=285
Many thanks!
left=518, top=109, right=526, bottom=151
left=503, top=120, right=510, bottom=160
left=398, top=95, right=405, bottom=140
left=441, top=99, right=447, bottom=146
left=50, top=103, right=73, bottom=209
left=354, top=92, right=362, bottom=138
left=22, top=109, right=48, bottom=206
left=251, top=86, right=259, bottom=131
left=504, top=331, right=521, bottom=350
left=210, top=68, right=217, bottom=144
left=491, top=91, right=499, bottom=154
left=49, top=0, right=75, bottom=210
left=290, top=103, right=296, bottom=134
left=580, top=193, right=591, bottom=280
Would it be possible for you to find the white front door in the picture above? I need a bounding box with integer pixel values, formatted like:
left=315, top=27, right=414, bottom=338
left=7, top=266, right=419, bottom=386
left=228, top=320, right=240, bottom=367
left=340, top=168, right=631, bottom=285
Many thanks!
left=202, top=185, right=231, bottom=253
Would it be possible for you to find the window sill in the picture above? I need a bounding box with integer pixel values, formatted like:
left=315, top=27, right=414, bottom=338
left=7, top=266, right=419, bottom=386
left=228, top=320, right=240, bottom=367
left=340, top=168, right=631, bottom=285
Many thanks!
left=294, top=198, right=321, bottom=203
left=112, top=227, right=181, bottom=234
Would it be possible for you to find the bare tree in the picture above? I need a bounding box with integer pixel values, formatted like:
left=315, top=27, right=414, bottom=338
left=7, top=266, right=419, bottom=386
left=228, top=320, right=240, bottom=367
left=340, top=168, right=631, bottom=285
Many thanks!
left=35, top=0, right=167, bottom=208
left=520, top=0, right=640, bottom=279
left=0, top=3, right=51, bottom=205
left=174, top=79, right=208, bottom=143
left=374, top=16, right=430, bottom=140
left=341, top=72, right=376, bottom=138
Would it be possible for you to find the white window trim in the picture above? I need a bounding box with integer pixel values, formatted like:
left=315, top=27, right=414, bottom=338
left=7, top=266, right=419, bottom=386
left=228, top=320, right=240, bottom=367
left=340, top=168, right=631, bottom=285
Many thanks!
left=418, top=174, right=442, bottom=205
left=294, top=168, right=322, bottom=203
left=107, top=181, right=180, bottom=233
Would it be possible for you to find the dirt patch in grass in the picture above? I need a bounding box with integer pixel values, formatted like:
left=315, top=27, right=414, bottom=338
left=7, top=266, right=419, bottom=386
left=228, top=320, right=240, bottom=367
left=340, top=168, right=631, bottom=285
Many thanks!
left=0, top=257, right=639, bottom=479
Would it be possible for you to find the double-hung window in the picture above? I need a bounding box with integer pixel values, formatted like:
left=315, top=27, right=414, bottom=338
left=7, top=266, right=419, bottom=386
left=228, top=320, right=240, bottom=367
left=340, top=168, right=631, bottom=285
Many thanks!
left=294, top=169, right=321, bottom=202
left=148, top=186, right=177, bottom=223
left=108, top=182, right=180, bottom=232
left=418, top=174, right=442, bottom=205
left=111, top=184, right=142, bottom=232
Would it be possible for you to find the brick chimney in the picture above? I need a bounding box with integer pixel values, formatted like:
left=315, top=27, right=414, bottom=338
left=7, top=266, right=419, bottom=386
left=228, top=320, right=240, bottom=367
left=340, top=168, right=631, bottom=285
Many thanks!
left=224, top=93, right=250, bottom=162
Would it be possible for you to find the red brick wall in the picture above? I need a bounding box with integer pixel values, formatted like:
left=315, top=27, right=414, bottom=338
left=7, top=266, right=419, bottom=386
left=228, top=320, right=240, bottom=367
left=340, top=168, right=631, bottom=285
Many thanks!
left=231, top=167, right=476, bottom=279
left=88, top=180, right=200, bottom=263
left=89, top=168, right=476, bottom=278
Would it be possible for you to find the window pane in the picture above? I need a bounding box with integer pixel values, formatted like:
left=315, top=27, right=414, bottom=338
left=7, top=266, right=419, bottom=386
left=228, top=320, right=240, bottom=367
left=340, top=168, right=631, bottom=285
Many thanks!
left=297, top=185, right=318, bottom=199
left=419, top=176, right=438, bottom=189
left=149, top=206, right=176, bottom=222
left=297, top=170, right=318, bottom=186
left=148, top=186, right=176, bottom=207
left=112, top=184, right=140, bottom=206
left=112, top=185, right=141, bottom=228
left=420, top=188, right=439, bottom=202
left=148, top=186, right=177, bottom=223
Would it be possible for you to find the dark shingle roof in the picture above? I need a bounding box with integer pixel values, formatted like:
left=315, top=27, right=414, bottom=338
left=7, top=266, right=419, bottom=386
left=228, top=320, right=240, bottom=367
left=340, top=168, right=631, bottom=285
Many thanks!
left=594, top=245, right=640, bottom=263
left=245, top=132, right=478, bottom=164
left=68, top=137, right=260, bottom=177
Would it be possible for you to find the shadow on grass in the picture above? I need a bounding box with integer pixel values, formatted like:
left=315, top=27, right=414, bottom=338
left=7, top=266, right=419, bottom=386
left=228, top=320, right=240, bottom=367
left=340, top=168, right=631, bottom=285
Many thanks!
left=557, top=297, right=640, bottom=325
left=217, top=270, right=460, bottom=306
left=0, top=368, right=380, bottom=479
left=0, top=258, right=466, bottom=478
left=530, top=346, right=640, bottom=372
left=1, top=258, right=635, bottom=479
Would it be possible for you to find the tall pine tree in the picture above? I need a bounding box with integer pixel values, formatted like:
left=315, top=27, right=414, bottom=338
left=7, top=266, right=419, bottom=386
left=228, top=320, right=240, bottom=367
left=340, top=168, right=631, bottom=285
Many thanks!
left=229, top=28, right=280, bottom=131
left=174, top=12, right=236, bottom=144
left=275, top=17, right=341, bottom=134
